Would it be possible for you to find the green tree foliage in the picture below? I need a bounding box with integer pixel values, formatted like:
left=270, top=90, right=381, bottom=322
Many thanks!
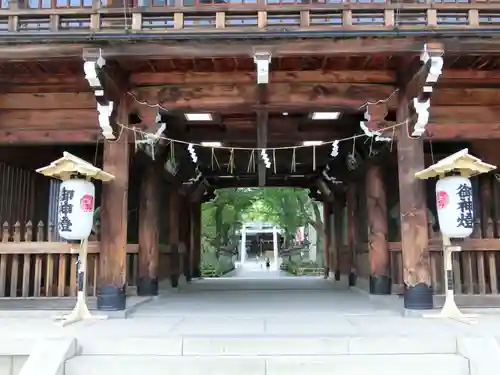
left=201, top=188, right=325, bottom=264
left=202, top=188, right=256, bottom=258
left=248, top=189, right=324, bottom=260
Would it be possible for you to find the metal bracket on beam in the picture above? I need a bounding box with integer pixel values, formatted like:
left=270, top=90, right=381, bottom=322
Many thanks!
left=253, top=52, right=272, bottom=84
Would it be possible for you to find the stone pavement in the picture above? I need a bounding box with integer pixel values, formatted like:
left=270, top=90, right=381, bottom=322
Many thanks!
left=3, top=267, right=500, bottom=374
left=1, top=271, right=500, bottom=339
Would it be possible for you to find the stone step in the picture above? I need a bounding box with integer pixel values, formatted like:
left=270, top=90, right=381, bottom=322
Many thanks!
left=65, top=354, right=468, bottom=375
left=75, top=335, right=458, bottom=356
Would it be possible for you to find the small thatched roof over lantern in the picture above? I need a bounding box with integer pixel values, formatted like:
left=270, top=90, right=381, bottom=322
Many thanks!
left=415, top=148, right=496, bottom=180
left=36, top=152, right=115, bottom=182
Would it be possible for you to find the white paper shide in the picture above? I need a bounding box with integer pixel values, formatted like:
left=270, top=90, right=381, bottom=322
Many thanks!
left=58, top=179, right=95, bottom=240
left=435, top=176, right=474, bottom=238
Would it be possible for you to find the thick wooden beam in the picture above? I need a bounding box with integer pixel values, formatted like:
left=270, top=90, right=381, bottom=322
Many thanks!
left=132, top=70, right=396, bottom=86
left=424, top=123, right=500, bottom=140
left=2, top=89, right=500, bottom=115
left=5, top=68, right=500, bottom=95
left=0, top=109, right=97, bottom=129
left=134, top=83, right=395, bottom=111
left=132, top=69, right=500, bottom=87
left=97, top=99, right=130, bottom=311
left=365, top=163, right=390, bottom=295
left=0, top=93, right=95, bottom=109
left=0, top=129, right=99, bottom=144
left=1, top=38, right=499, bottom=61
left=0, top=121, right=499, bottom=145
left=396, top=92, right=431, bottom=310
left=137, top=162, right=160, bottom=296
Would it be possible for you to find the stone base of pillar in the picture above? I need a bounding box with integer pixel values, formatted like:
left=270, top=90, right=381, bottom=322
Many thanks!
left=369, top=275, right=391, bottom=295
left=170, top=275, right=179, bottom=288
left=334, top=270, right=341, bottom=281
left=192, top=267, right=201, bottom=278
left=404, top=283, right=433, bottom=310
left=323, top=267, right=329, bottom=279
left=184, top=269, right=192, bottom=283
left=97, top=284, right=126, bottom=311
left=137, top=277, right=158, bottom=296
left=348, top=272, right=357, bottom=286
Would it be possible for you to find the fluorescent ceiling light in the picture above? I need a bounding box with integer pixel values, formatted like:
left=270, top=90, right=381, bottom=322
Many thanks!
left=185, top=113, right=212, bottom=121
left=201, top=141, right=222, bottom=147
left=311, top=112, right=340, bottom=120
left=302, top=141, right=323, bottom=146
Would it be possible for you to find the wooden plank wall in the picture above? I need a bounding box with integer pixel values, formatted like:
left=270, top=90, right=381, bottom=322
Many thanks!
left=0, top=162, right=37, bottom=232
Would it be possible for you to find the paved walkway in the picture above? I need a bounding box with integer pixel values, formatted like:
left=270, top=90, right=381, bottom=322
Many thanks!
left=3, top=265, right=500, bottom=340
left=227, top=259, right=289, bottom=278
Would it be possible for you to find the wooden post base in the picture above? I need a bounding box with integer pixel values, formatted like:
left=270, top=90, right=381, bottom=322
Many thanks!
left=404, top=283, right=433, bottom=310
left=97, top=285, right=126, bottom=311
left=192, top=267, right=202, bottom=279
left=334, top=270, right=341, bottom=281
left=184, top=269, right=193, bottom=283
left=170, top=275, right=179, bottom=288
left=137, top=277, right=159, bottom=296
left=348, top=272, right=357, bottom=286
left=369, top=275, right=392, bottom=295
left=324, top=267, right=330, bottom=279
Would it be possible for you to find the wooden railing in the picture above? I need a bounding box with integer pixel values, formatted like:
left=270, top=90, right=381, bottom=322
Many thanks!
left=0, top=220, right=138, bottom=299
left=0, top=1, right=499, bottom=33
left=389, top=238, right=500, bottom=296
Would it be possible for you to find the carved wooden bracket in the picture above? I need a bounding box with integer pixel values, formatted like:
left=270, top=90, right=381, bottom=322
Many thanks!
left=360, top=102, right=392, bottom=142
left=83, top=48, right=117, bottom=140
left=83, top=48, right=130, bottom=140
left=408, top=43, right=444, bottom=137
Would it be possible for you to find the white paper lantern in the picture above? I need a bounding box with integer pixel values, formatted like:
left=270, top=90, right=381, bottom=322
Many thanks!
left=435, top=176, right=474, bottom=238
left=58, top=179, right=95, bottom=241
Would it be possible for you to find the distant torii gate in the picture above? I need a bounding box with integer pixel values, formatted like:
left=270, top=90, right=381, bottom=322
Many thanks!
left=239, top=225, right=280, bottom=270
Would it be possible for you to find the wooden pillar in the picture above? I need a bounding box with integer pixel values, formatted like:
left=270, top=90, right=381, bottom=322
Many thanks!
left=98, top=104, right=130, bottom=311
left=190, top=200, right=202, bottom=278
left=479, top=175, right=495, bottom=295
left=168, top=185, right=180, bottom=288
left=346, top=183, right=357, bottom=286
left=396, top=93, right=431, bottom=309
left=332, top=193, right=343, bottom=281
left=180, top=194, right=192, bottom=282
left=480, top=175, right=495, bottom=239
left=137, top=162, right=160, bottom=296
left=323, top=201, right=331, bottom=278
left=365, top=163, right=390, bottom=294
